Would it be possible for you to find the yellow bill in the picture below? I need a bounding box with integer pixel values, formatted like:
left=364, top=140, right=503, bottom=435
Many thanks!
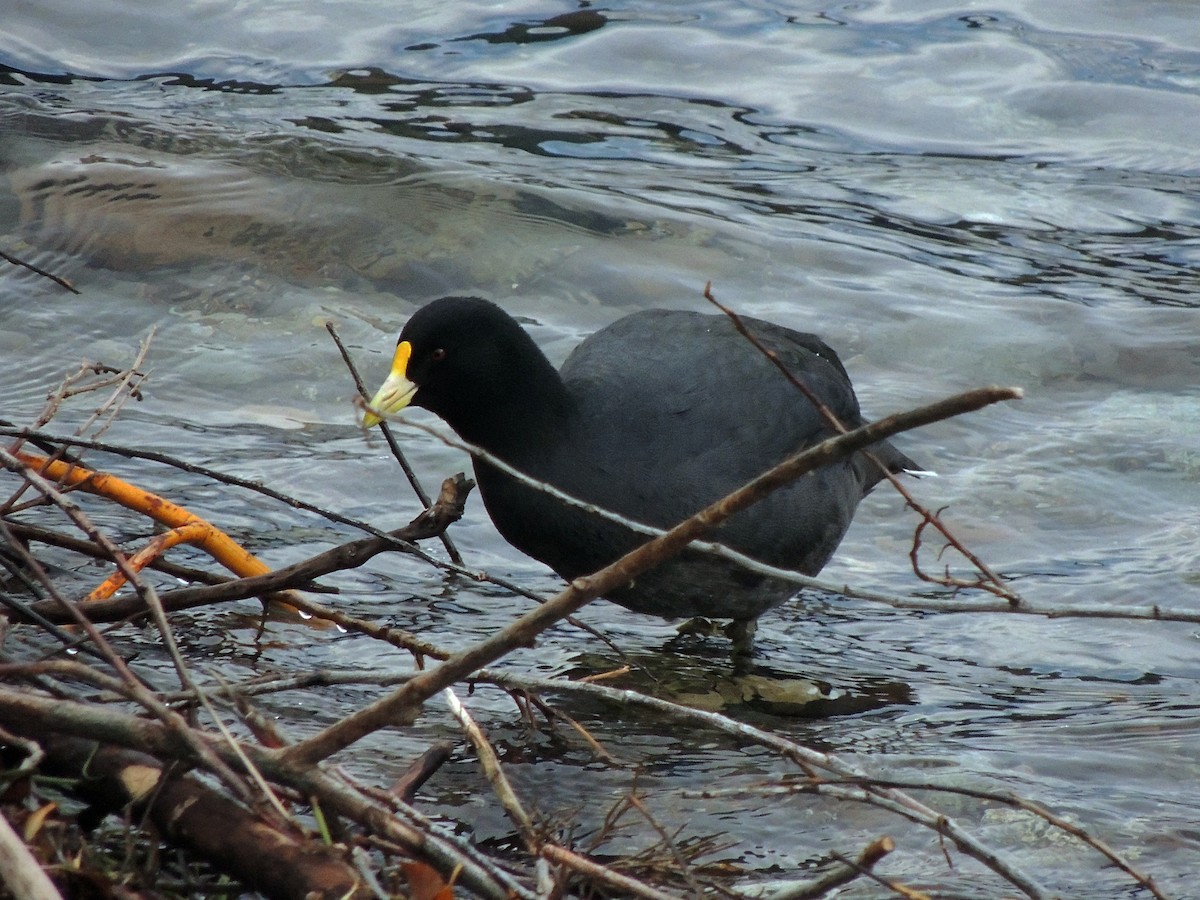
left=362, top=340, right=416, bottom=427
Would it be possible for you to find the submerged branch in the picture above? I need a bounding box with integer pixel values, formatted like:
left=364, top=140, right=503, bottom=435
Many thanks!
left=0, top=247, right=81, bottom=294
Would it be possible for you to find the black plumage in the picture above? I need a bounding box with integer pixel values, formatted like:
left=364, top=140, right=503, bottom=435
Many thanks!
left=366, top=296, right=917, bottom=651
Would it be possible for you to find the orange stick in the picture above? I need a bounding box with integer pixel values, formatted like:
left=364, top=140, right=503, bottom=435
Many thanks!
left=14, top=449, right=274, bottom=591
left=86, top=521, right=213, bottom=601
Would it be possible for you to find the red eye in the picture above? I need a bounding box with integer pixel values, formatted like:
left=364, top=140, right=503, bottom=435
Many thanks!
left=431, top=348, right=447, bottom=362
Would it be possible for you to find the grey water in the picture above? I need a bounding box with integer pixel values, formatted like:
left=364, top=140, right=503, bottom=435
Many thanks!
left=2, top=1, right=1199, bottom=895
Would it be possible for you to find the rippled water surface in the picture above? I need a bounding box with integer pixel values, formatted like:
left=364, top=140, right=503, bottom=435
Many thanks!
left=2, top=2, right=1199, bottom=896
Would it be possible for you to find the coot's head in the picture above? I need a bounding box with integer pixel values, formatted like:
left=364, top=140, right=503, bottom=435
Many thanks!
left=363, top=297, right=563, bottom=437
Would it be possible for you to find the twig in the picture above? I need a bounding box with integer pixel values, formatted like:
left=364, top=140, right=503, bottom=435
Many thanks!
left=3, top=348, right=151, bottom=515
left=805, top=584, right=1200, bottom=623
left=390, top=743, right=455, bottom=804
left=0, top=725, right=44, bottom=788
left=278, top=385, right=1019, bottom=769
left=326, top=320, right=464, bottom=565
left=15, top=473, right=474, bottom=626
left=517, top=691, right=615, bottom=764
left=732, top=835, right=895, bottom=899
left=626, top=793, right=708, bottom=896
left=0, top=522, right=133, bottom=663
left=70, top=327, right=155, bottom=443
left=540, top=844, right=682, bottom=900
left=0, top=807, right=63, bottom=900
left=443, top=686, right=537, bottom=846
left=0, top=247, right=80, bottom=294
left=0, top=426, right=431, bottom=534
left=294, top=770, right=539, bottom=900
left=4, top=518, right=228, bottom=585
left=702, top=281, right=1019, bottom=603
left=6, top=448, right=314, bottom=617
left=189, top=672, right=298, bottom=829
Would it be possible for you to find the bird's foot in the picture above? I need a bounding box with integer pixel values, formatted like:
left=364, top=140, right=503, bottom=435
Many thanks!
left=674, top=616, right=721, bottom=639
left=668, top=618, right=759, bottom=674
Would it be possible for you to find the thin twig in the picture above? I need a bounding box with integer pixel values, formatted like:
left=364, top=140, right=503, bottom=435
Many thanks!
left=70, top=327, right=155, bottom=443
left=278, top=385, right=1020, bottom=769
left=702, top=281, right=1019, bottom=603
left=443, top=686, right=537, bottom=846
left=0, top=247, right=81, bottom=294
left=540, top=843, right=682, bottom=900
left=732, top=835, right=895, bottom=899
left=327, top=320, right=464, bottom=565
left=626, top=793, right=708, bottom=896
left=14, top=473, right=473, bottom=626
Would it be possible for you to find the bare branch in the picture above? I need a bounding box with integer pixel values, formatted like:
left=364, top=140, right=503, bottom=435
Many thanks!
left=327, top=320, right=464, bottom=565
left=732, top=835, right=895, bottom=899
left=0, top=247, right=80, bottom=294
left=279, top=384, right=1020, bottom=769
left=14, top=473, right=473, bottom=625
left=443, top=686, right=537, bottom=846
left=703, top=281, right=1019, bottom=603
left=0, top=809, right=63, bottom=900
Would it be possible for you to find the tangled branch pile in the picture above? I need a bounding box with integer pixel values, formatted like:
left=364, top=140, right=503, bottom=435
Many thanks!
left=0, top=331, right=1170, bottom=900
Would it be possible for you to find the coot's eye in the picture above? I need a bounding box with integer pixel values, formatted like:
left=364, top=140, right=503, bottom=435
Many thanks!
left=430, top=348, right=447, bottom=362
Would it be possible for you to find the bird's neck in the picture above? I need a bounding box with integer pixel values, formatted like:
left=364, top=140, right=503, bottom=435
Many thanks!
left=450, top=353, right=574, bottom=462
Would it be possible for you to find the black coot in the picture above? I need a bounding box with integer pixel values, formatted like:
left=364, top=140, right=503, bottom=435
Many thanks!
left=365, top=296, right=918, bottom=660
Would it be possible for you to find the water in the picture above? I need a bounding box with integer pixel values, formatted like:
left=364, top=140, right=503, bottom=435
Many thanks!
left=2, top=2, right=1199, bottom=895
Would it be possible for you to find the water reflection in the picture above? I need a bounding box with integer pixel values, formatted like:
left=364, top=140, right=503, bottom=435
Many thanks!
left=456, top=9, right=610, bottom=47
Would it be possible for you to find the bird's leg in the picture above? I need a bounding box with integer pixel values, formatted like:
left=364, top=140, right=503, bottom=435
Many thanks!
left=724, top=619, right=753, bottom=676
left=725, top=618, right=758, bottom=675
left=670, top=618, right=759, bottom=673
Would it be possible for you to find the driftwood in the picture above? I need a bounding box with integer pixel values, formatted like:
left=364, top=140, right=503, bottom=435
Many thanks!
left=35, top=734, right=364, bottom=900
